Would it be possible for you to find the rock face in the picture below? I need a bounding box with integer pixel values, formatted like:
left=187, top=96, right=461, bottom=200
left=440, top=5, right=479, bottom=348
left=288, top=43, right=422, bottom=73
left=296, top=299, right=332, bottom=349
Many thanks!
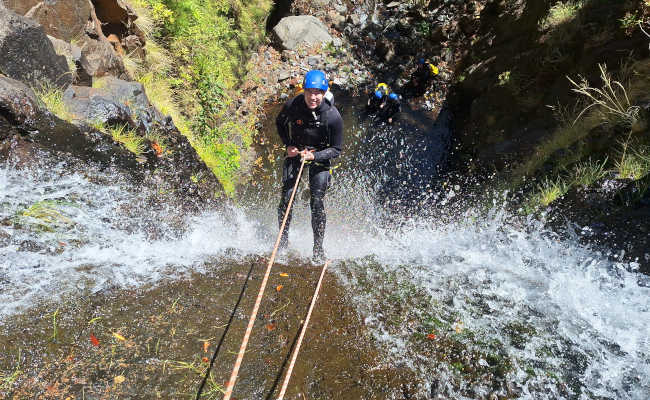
left=0, top=7, right=71, bottom=88
left=80, top=37, right=127, bottom=79
left=0, top=75, right=136, bottom=168
left=272, top=15, right=333, bottom=50
left=0, top=75, right=42, bottom=131
left=48, top=35, right=93, bottom=86
left=63, top=76, right=171, bottom=133
left=6, top=0, right=92, bottom=42
left=62, top=86, right=135, bottom=127
left=1, top=74, right=222, bottom=198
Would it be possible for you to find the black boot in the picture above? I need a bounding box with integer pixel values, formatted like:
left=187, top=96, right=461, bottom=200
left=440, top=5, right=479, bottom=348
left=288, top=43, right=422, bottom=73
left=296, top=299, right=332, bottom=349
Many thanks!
left=312, top=243, right=325, bottom=264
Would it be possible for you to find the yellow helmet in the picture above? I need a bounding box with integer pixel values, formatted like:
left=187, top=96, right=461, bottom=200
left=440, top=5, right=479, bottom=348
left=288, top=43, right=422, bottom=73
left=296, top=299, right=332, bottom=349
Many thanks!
left=375, top=82, right=389, bottom=93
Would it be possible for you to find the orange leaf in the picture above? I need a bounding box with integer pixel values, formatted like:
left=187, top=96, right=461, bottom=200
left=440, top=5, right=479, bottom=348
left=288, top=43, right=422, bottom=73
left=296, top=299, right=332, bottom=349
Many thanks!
left=279, top=273, right=289, bottom=277
left=90, top=333, right=100, bottom=347
left=112, top=332, right=126, bottom=341
left=426, top=333, right=436, bottom=340
left=203, top=341, right=209, bottom=353
left=202, top=356, right=209, bottom=363
left=276, top=285, right=283, bottom=292
left=151, top=142, right=163, bottom=156
left=266, top=323, right=276, bottom=332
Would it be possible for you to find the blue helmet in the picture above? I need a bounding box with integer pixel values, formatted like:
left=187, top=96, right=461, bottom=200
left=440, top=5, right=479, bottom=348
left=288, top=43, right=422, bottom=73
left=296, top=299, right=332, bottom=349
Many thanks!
left=418, top=58, right=425, bottom=64
left=389, top=92, right=398, bottom=100
left=374, top=90, right=383, bottom=99
left=303, top=70, right=328, bottom=91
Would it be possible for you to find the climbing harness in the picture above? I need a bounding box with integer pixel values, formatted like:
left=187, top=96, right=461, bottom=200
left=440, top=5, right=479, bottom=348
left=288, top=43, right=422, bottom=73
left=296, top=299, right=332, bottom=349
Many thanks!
left=222, top=158, right=307, bottom=400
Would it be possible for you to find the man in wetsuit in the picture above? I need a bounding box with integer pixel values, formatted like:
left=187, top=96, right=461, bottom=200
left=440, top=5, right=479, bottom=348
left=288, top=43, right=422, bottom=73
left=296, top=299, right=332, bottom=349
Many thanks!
left=276, top=70, right=344, bottom=261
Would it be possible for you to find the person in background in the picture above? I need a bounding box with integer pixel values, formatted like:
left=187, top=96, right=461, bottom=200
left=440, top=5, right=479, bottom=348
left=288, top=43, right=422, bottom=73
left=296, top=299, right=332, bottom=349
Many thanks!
left=367, top=82, right=389, bottom=113
left=380, top=92, right=401, bottom=123
left=275, top=70, right=344, bottom=262
left=407, top=58, right=439, bottom=97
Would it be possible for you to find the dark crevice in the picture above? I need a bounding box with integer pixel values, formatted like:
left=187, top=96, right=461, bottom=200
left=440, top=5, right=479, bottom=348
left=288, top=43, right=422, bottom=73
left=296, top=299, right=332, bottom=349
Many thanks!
left=266, top=0, right=293, bottom=33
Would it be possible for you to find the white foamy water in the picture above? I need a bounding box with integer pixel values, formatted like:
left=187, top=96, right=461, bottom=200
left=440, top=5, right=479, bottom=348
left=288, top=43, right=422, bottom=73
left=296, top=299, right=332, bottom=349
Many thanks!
left=1, top=154, right=649, bottom=399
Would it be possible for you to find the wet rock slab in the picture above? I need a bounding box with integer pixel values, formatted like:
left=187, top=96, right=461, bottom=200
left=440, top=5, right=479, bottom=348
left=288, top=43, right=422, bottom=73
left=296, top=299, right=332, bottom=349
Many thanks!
left=0, top=259, right=416, bottom=398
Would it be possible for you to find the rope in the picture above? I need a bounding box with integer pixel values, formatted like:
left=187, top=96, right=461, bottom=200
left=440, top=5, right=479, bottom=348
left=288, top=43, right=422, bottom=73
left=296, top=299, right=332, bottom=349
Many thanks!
left=222, top=158, right=306, bottom=400
left=276, top=260, right=329, bottom=400
left=195, top=261, right=255, bottom=400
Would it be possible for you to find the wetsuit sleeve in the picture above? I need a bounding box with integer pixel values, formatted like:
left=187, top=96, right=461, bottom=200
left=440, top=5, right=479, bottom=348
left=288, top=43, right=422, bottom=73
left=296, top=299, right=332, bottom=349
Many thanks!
left=313, top=108, right=343, bottom=162
left=276, top=101, right=292, bottom=146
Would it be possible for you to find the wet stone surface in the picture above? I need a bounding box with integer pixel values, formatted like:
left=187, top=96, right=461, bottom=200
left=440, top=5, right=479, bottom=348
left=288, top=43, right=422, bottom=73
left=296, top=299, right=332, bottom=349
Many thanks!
left=0, top=259, right=416, bottom=399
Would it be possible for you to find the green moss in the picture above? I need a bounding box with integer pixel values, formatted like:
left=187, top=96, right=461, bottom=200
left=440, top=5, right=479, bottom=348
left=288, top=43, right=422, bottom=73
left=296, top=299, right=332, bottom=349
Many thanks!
left=14, top=200, right=76, bottom=232
left=539, top=1, right=585, bottom=31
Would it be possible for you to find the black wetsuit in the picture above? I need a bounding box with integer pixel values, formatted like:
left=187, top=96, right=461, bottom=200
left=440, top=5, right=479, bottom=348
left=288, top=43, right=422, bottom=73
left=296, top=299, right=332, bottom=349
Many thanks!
left=276, top=93, right=343, bottom=255
left=380, top=97, right=401, bottom=121
left=367, top=92, right=386, bottom=113
left=409, top=63, right=436, bottom=97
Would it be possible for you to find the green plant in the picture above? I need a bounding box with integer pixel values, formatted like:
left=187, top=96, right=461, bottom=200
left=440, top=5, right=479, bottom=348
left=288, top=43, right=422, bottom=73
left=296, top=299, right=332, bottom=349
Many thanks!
left=122, top=50, right=144, bottom=80
left=497, top=70, right=511, bottom=86
left=119, top=0, right=272, bottom=194
left=415, top=20, right=431, bottom=36
left=90, top=119, right=107, bottom=132
left=110, top=124, right=146, bottom=156
left=620, top=11, right=644, bottom=33
left=531, top=176, right=570, bottom=208
left=33, top=83, right=73, bottom=121
left=0, top=349, right=22, bottom=391
left=16, top=200, right=75, bottom=232
left=145, top=128, right=170, bottom=155
left=616, top=144, right=650, bottom=180
left=539, top=1, right=584, bottom=31
left=50, top=308, right=60, bottom=341
left=571, top=158, right=608, bottom=187
left=568, top=63, right=640, bottom=128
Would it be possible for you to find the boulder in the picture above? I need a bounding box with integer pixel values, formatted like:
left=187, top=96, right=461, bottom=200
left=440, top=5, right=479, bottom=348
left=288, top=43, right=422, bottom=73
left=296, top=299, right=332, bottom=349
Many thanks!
left=1, top=74, right=222, bottom=199
left=48, top=35, right=92, bottom=86
left=65, top=76, right=169, bottom=133
left=5, top=0, right=91, bottom=42
left=80, top=37, right=127, bottom=79
left=62, top=85, right=135, bottom=127
left=0, top=8, right=71, bottom=88
left=0, top=75, right=42, bottom=129
left=272, top=15, right=333, bottom=50
left=0, top=75, right=137, bottom=168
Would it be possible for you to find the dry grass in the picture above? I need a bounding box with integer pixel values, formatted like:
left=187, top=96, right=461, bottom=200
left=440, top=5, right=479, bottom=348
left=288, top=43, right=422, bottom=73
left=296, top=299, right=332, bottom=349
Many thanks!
left=568, top=63, right=640, bottom=128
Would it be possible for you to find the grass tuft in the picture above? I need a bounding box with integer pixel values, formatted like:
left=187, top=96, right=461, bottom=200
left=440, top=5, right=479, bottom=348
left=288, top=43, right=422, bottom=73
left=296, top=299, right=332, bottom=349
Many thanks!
left=571, top=158, right=608, bottom=187
left=33, top=83, right=73, bottom=122
left=615, top=144, right=650, bottom=180
left=109, top=124, right=146, bottom=157
left=540, top=1, right=585, bottom=31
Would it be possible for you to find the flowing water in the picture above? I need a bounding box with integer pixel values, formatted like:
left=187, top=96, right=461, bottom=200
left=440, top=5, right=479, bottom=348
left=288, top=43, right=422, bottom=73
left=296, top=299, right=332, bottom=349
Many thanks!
left=1, top=94, right=649, bottom=399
